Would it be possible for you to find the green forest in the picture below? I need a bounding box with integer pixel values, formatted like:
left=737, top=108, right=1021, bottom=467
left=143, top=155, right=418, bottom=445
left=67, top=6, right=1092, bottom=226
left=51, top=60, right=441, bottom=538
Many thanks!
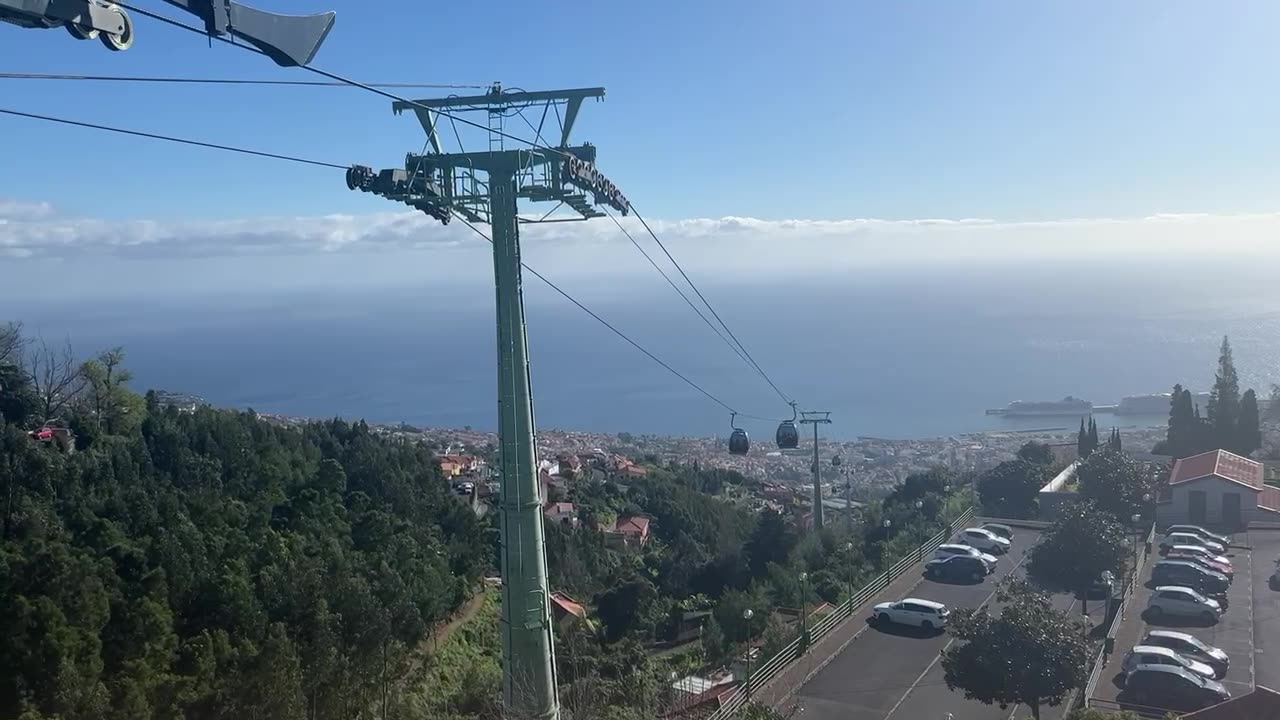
left=0, top=323, right=967, bottom=720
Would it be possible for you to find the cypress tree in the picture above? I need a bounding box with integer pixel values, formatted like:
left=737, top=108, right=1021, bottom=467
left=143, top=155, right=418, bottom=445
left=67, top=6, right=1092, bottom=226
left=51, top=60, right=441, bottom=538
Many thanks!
left=1238, top=389, right=1262, bottom=456
left=1088, top=417, right=1099, bottom=455
left=1207, top=335, right=1240, bottom=450
left=1077, top=418, right=1088, bottom=458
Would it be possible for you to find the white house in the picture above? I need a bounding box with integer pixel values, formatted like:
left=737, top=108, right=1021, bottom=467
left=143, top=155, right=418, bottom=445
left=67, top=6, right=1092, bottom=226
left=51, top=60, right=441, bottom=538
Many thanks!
left=1157, top=449, right=1280, bottom=530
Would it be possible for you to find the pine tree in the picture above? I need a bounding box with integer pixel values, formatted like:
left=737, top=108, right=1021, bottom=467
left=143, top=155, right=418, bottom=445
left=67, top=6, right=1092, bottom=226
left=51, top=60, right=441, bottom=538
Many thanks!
left=1238, top=389, right=1262, bottom=456
left=1166, top=384, right=1188, bottom=457
left=1077, top=419, right=1088, bottom=459
left=1207, top=335, right=1240, bottom=450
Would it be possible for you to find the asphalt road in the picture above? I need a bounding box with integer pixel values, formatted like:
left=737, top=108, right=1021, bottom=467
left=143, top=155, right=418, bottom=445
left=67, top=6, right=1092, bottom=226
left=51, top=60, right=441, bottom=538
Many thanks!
left=792, top=527, right=1083, bottom=720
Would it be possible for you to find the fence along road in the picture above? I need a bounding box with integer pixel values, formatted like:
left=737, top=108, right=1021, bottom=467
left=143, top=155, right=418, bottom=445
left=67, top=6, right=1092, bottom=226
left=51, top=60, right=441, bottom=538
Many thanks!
left=735, top=516, right=1084, bottom=720
left=705, top=508, right=976, bottom=720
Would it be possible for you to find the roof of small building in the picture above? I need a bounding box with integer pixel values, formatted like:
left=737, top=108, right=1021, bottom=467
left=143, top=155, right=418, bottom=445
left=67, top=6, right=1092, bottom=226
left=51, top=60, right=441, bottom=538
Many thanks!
left=1182, top=685, right=1280, bottom=719
left=1170, top=450, right=1263, bottom=490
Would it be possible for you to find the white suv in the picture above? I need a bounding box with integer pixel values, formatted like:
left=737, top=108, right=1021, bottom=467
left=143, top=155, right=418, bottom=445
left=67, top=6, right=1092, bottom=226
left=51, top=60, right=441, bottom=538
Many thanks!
left=935, top=544, right=998, bottom=569
left=1146, top=586, right=1223, bottom=624
left=957, top=527, right=1012, bottom=554
left=872, top=598, right=949, bottom=630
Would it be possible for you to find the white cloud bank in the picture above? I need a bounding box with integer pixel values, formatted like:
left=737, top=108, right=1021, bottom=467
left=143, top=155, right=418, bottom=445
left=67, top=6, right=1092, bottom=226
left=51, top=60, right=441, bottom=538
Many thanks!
left=3, top=197, right=1279, bottom=276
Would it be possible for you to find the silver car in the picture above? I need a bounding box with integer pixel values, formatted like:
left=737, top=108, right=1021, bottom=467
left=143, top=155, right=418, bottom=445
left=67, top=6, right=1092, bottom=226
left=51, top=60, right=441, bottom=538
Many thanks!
left=1122, top=645, right=1216, bottom=683
left=1146, top=586, right=1223, bottom=623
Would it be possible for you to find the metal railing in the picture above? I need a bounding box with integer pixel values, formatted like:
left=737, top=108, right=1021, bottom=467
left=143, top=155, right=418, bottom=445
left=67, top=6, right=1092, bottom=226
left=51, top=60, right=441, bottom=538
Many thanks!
left=705, top=507, right=975, bottom=719
left=1075, top=523, right=1156, bottom=711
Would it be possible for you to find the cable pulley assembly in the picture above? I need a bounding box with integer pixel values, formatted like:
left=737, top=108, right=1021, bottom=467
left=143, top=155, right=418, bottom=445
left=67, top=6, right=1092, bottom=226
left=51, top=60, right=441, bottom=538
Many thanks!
left=0, top=0, right=335, bottom=65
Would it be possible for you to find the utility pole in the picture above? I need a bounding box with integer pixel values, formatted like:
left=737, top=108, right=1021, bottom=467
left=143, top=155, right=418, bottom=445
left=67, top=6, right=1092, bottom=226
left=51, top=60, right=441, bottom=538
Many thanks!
left=347, top=85, right=626, bottom=720
left=800, top=412, right=831, bottom=530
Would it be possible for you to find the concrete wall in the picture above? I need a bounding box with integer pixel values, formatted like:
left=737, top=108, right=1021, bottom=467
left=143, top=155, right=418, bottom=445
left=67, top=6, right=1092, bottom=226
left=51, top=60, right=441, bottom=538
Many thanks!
left=1156, top=476, right=1262, bottom=531
left=1037, top=462, right=1080, bottom=521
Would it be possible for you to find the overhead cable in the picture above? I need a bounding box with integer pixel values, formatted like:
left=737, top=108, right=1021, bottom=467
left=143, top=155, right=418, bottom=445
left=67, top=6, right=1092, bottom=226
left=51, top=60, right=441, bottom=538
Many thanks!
left=0, top=103, right=781, bottom=422
left=0, top=107, right=347, bottom=169
left=602, top=207, right=759, bottom=373
left=450, top=213, right=782, bottom=423
left=0, top=72, right=487, bottom=89
left=627, top=203, right=795, bottom=407
left=116, top=2, right=579, bottom=162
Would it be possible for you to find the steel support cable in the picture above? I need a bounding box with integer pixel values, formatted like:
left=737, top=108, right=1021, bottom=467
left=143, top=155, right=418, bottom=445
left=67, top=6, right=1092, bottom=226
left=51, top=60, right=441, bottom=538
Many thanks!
left=507, top=101, right=790, bottom=409
left=0, top=107, right=347, bottom=169
left=115, top=2, right=583, bottom=163
left=0, top=72, right=486, bottom=88
left=449, top=212, right=783, bottom=423
left=626, top=203, right=795, bottom=407
left=602, top=207, right=758, bottom=373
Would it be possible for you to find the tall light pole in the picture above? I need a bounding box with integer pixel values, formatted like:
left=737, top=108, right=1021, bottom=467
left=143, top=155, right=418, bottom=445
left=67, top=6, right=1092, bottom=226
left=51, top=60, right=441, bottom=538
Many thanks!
left=844, top=541, right=856, bottom=616
left=798, top=571, right=810, bottom=650
left=350, top=85, right=628, bottom=720
left=1130, top=513, right=1142, bottom=580
left=882, top=519, right=892, bottom=588
left=800, top=412, right=832, bottom=529
left=742, top=608, right=754, bottom=699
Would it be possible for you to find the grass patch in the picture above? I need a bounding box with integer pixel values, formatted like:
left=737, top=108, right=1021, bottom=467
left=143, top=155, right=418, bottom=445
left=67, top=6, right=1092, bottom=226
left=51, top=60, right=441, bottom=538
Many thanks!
left=397, top=589, right=503, bottom=720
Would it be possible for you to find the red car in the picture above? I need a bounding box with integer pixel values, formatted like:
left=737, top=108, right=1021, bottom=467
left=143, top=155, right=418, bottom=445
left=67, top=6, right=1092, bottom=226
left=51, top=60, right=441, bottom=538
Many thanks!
left=1166, top=551, right=1234, bottom=580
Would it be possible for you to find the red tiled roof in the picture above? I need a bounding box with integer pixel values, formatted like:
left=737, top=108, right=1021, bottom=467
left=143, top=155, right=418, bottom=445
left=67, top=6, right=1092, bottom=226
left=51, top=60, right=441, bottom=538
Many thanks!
left=614, top=516, right=651, bottom=537
left=1260, top=487, right=1280, bottom=512
left=1170, top=450, right=1263, bottom=489
left=1183, top=685, right=1280, bottom=719
left=549, top=591, right=587, bottom=619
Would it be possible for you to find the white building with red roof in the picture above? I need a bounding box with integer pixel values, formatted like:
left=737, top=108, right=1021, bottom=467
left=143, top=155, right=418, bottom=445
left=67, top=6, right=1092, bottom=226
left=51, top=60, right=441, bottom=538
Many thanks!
left=1157, top=449, right=1280, bottom=530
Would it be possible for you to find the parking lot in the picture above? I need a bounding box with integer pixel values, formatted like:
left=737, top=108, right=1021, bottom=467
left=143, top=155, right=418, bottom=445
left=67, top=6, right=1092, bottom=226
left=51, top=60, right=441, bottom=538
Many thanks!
left=791, top=525, right=1084, bottom=720
left=1089, top=529, right=1280, bottom=715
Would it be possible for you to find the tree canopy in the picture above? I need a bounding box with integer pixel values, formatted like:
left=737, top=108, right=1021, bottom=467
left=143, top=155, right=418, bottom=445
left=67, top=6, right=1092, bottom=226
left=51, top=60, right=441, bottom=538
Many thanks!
left=1076, top=448, right=1156, bottom=521
left=1017, top=441, right=1054, bottom=466
left=1028, top=501, right=1129, bottom=602
left=1161, top=338, right=1265, bottom=458
left=942, top=578, right=1090, bottom=720
left=977, top=460, right=1044, bottom=517
left=0, top=330, right=488, bottom=720
left=1207, top=335, right=1240, bottom=450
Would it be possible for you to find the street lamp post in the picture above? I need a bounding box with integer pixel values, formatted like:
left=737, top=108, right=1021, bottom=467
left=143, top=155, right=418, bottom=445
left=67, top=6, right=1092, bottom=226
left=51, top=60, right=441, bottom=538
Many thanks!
left=882, top=519, right=892, bottom=588
left=844, top=541, right=855, bottom=617
left=742, top=608, right=754, bottom=699
left=1141, top=492, right=1153, bottom=553
left=1130, top=513, right=1142, bottom=580
left=798, top=572, right=810, bottom=650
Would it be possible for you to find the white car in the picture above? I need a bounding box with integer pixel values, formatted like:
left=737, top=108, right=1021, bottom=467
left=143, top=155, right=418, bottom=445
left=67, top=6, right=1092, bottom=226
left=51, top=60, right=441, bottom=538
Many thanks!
left=1147, top=586, right=1223, bottom=623
left=1166, top=525, right=1230, bottom=547
left=1143, top=630, right=1230, bottom=678
left=1161, top=532, right=1226, bottom=556
left=872, top=598, right=949, bottom=630
left=1121, top=645, right=1217, bottom=683
left=934, top=544, right=998, bottom=569
left=957, top=527, right=1012, bottom=554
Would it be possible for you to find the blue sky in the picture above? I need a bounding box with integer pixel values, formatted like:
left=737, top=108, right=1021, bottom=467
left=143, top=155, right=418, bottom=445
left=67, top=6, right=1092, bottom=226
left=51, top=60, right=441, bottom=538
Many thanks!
left=6, top=0, right=1280, bottom=224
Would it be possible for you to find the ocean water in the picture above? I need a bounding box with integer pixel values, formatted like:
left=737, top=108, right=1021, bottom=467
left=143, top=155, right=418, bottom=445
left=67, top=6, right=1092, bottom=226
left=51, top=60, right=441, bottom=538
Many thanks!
left=8, top=258, right=1280, bottom=440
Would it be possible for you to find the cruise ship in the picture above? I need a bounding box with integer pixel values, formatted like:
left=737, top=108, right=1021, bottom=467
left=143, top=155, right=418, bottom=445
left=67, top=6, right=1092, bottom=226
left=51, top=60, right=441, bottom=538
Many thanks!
left=985, top=396, right=1093, bottom=417
left=1098, top=391, right=1213, bottom=416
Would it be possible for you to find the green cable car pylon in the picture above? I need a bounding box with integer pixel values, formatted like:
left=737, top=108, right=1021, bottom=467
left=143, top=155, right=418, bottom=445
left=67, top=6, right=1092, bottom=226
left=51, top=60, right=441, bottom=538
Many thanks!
left=346, top=84, right=627, bottom=720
